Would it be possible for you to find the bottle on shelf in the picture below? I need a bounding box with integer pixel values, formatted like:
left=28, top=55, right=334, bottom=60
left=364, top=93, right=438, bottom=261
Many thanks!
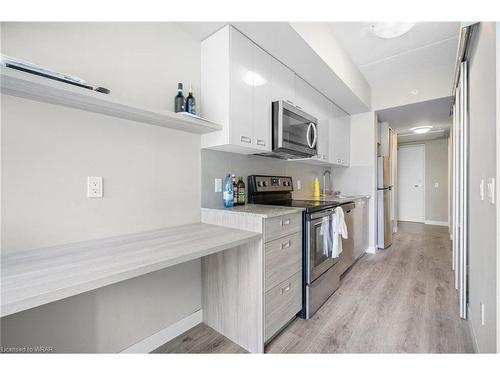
left=185, top=84, right=196, bottom=115
left=223, top=173, right=234, bottom=208
left=237, top=177, right=246, bottom=205
left=232, top=174, right=238, bottom=206
left=174, top=83, right=185, bottom=113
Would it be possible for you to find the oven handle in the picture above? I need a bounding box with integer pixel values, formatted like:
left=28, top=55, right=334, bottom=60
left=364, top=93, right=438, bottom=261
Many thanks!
left=309, top=208, right=335, bottom=220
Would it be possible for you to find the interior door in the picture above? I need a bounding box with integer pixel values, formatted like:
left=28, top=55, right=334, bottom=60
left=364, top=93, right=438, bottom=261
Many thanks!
left=397, top=144, right=425, bottom=222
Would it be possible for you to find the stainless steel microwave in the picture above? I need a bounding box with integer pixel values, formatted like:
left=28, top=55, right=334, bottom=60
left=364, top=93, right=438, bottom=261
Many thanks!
left=270, top=100, right=318, bottom=159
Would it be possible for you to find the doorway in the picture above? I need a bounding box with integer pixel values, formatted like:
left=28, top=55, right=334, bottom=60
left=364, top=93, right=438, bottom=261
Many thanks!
left=398, top=144, right=425, bottom=222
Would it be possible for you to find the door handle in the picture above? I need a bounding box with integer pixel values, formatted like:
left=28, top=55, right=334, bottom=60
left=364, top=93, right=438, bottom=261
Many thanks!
left=280, top=218, right=291, bottom=226
left=280, top=283, right=291, bottom=294
left=281, top=240, right=291, bottom=249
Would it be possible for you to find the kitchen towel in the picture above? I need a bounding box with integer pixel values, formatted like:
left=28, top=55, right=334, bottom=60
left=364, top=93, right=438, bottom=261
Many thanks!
left=331, top=206, right=348, bottom=258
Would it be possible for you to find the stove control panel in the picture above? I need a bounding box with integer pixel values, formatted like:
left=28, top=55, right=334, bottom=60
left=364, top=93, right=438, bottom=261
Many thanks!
left=250, top=175, right=293, bottom=193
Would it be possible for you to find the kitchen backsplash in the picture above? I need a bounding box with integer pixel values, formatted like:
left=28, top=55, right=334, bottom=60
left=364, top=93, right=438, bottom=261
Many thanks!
left=201, top=149, right=332, bottom=208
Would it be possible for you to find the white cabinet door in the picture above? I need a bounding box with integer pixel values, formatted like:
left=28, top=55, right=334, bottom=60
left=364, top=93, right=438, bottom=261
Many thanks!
left=253, top=44, right=272, bottom=151
left=315, top=94, right=331, bottom=161
left=230, top=27, right=254, bottom=147
left=329, top=103, right=350, bottom=166
left=270, top=57, right=295, bottom=104
left=294, top=75, right=317, bottom=115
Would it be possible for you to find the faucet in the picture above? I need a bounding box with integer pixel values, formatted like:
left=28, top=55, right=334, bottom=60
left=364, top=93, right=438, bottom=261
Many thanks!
left=322, top=170, right=332, bottom=196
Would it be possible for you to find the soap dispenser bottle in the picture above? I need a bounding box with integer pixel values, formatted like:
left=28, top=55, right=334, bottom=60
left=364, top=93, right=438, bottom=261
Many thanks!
left=313, top=177, right=321, bottom=198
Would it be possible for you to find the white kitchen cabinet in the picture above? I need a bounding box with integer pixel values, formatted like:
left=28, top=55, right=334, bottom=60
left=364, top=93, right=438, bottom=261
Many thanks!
left=270, top=57, right=295, bottom=104
left=329, top=103, right=350, bottom=167
left=294, top=75, right=317, bottom=115
left=201, top=25, right=271, bottom=153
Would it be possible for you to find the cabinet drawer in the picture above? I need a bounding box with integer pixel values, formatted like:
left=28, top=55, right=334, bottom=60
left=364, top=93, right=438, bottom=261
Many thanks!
left=264, top=213, right=301, bottom=242
left=264, top=272, right=302, bottom=342
left=265, top=232, right=302, bottom=292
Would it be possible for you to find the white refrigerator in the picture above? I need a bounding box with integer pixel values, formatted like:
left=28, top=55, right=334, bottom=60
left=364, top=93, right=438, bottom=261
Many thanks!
left=377, top=156, right=392, bottom=249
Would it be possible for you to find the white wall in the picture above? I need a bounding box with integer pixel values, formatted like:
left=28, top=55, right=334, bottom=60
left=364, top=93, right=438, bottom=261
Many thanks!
left=289, top=22, right=371, bottom=110
left=1, top=22, right=203, bottom=352
left=466, top=22, right=497, bottom=353
left=333, top=112, right=378, bottom=253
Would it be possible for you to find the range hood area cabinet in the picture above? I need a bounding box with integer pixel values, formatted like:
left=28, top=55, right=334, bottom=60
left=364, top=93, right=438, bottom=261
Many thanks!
left=201, top=25, right=275, bottom=153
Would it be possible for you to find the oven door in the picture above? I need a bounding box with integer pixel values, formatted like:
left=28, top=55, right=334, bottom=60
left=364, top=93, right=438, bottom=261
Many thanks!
left=272, top=100, right=318, bottom=158
left=306, top=209, right=338, bottom=284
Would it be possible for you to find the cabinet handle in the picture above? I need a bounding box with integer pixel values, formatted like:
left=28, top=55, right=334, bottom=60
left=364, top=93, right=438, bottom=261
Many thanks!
left=280, top=218, right=291, bottom=226
left=281, top=240, right=291, bottom=249
left=286, top=100, right=294, bottom=106
left=256, top=139, right=266, bottom=146
left=337, top=158, right=341, bottom=163
left=240, top=136, right=252, bottom=144
left=281, top=283, right=292, bottom=294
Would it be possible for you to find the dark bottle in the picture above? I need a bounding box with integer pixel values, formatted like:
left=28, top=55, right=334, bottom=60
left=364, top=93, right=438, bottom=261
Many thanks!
left=237, top=177, right=245, bottom=205
left=185, top=84, right=196, bottom=115
left=174, top=83, right=185, bottom=113
left=232, top=174, right=238, bottom=206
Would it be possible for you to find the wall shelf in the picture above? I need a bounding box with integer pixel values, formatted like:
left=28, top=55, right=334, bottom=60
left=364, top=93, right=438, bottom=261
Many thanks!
left=0, top=67, right=222, bottom=134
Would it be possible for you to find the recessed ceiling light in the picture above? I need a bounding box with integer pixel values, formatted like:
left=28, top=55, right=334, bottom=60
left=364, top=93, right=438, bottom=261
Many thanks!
left=370, top=22, right=416, bottom=39
left=410, top=125, right=433, bottom=134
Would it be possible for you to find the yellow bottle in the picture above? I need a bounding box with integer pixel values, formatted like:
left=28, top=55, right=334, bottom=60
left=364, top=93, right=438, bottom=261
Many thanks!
left=313, top=177, right=321, bottom=198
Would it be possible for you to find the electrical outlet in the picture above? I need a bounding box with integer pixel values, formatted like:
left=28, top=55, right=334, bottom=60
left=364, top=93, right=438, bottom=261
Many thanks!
left=487, top=177, right=495, bottom=204
left=87, top=176, right=103, bottom=198
left=434, top=182, right=439, bottom=188
left=297, top=180, right=302, bottom=190
left=214, top=178, right=222, bottom=193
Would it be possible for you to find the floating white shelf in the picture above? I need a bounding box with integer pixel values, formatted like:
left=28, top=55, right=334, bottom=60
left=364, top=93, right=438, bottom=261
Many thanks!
left=0, top=67, right=222, bottom=134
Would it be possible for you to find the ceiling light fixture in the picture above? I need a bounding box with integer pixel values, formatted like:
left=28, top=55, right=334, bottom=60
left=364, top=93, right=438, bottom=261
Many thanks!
left=370, top=22, right=416, bottom=39
left=410, top=125, right=433, bottom=134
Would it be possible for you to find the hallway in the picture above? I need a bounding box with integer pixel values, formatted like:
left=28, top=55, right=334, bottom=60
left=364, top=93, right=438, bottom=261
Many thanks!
left=154, top=222, right=475, bottom=353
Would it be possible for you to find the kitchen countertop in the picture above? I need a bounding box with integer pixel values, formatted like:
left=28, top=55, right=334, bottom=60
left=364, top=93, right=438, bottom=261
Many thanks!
left=1, top=223, right=262, bottom=318
left=201, top=204, right=305, bottom=218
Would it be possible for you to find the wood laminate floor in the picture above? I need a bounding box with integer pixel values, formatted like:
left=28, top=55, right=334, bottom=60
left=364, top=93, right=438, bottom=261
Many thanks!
left=153, top=222, right=474, bottom=354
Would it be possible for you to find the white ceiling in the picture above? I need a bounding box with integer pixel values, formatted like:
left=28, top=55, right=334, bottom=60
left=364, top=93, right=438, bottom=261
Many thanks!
left=328, top=22, right=461, bottom=88
left=176, top=22, right=227, bottom=41
left=377, top=96, right=452, bottom=142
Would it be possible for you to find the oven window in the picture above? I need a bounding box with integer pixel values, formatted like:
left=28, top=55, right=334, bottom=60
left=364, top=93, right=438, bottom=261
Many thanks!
left=312, top=218, right=331, bottom=266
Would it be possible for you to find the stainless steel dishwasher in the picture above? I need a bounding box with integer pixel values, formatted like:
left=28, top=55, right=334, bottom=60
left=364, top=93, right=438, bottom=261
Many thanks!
left=338, top=203, right=355, bottom=275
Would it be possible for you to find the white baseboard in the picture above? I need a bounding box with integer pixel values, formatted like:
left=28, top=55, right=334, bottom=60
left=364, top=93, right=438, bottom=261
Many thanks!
left=365, top=246, right=376, bottom=254
left=120, top=309, right=203, bottom=353
left=424, top=220, right=449, bottom=227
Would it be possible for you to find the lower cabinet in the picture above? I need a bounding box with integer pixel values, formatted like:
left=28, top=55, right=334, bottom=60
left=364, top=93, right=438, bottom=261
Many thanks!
left=263, top=214, right=303, bottom=342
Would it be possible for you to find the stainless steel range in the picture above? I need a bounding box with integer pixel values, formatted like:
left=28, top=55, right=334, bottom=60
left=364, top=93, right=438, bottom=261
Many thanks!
left=248, top=175, right=354, bottom=319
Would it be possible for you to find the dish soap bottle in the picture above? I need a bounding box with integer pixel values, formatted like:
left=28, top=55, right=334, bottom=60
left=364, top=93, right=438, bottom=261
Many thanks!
left=237, top=177, right=246, bottom=205
left=313, top=177, right=321, bottom=198
left=232, top=174, right=238, bottom=206
left=223, top=173, right=234, bottom=208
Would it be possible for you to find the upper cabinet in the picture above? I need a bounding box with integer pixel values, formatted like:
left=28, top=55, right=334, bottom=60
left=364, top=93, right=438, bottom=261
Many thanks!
left=201, top=25, right=350, bottom=165
left=329, top=103, right=350, bottom=167
left=201, top=25, right=271, bottom=153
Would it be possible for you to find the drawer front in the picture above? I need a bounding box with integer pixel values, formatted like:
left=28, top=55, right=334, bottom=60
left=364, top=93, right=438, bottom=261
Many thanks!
left=264, top=272, right=302, bottom=342
left=265, top=232, right=302, bottom=292
left=264, top=213, right=302, bottom=242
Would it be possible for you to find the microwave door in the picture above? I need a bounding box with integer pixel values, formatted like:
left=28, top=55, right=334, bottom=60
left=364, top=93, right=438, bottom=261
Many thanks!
left=277, top=102, right=318, bottom=157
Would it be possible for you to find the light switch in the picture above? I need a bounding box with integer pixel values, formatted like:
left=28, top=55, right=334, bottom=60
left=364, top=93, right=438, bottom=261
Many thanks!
left=87, top=176, right=103, bottom=198
left=214, top=178, right=222, bottom=193
left=480, top=179, right=485, bottom=201
left=297, top=180, right=301, bottom=190
left=434, top=182, right=439, bottom=188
